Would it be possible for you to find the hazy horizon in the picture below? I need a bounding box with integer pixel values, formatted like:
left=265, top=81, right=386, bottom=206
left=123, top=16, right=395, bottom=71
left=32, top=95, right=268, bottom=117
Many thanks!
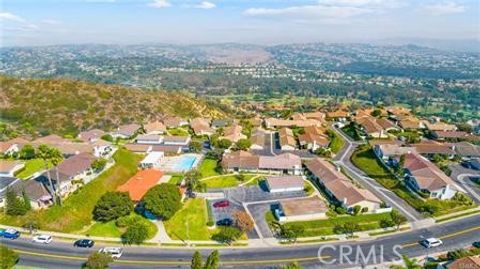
left=1, top=0, right=479, bottom=51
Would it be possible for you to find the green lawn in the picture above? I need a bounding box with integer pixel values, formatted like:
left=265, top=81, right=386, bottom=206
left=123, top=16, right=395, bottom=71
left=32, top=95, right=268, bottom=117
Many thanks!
left=85, top=221, right=123, bottom=238
left=167, top=127, right=190, bottom=136
left=282, top=212, right=393, bottom=237
left=198, top=158, right=221, bottom=178
left=350, top=146, right=475, bottom=216
left=15, top=159, right=53, bottom=179
left=167, top=173, right=184, bottom=185
left=84, top=213, right=158, bottom=239
left=341, top=124, right=361, bottom=141
left=328, top=129, right=345, bottom=154
left=164, top=198, right=218, bottom=241
left=0, top=148, right=141, bottom=232
left=203, top=174, right=256, bottom=189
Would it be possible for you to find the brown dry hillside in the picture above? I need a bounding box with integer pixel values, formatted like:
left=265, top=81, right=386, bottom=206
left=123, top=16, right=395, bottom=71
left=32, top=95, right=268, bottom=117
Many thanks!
left=0, top=76, right=226, bottom=136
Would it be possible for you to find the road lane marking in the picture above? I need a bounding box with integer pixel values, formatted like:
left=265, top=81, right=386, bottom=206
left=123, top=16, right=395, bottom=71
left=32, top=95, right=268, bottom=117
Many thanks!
left=401, top=226, right=480, bottom=248
left=12, top=248, right=330, bottom=265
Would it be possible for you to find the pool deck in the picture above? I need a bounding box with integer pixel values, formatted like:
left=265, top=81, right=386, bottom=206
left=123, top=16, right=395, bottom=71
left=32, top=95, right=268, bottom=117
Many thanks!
left=157, top=153, right=203, bottom=173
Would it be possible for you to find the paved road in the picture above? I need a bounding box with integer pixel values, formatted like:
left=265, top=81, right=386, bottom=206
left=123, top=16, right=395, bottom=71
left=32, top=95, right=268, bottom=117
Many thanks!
left=3, top=214, right=480, bottom=269
left=449, top=164, right=480, bottom=204
left=331, top=127, right=424, bottom=222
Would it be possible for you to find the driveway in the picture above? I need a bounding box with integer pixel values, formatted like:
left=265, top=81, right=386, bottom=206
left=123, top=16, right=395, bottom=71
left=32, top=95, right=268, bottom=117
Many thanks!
left=449, top=163, right=480, bottom=204
left=245, top=203, right=274, bottom=238
left=331, top=127, right=425, bottom=222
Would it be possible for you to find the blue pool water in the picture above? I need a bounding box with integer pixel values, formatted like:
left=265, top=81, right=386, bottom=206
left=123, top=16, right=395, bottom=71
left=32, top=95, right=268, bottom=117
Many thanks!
left=173, top=155, right=197, bottom=171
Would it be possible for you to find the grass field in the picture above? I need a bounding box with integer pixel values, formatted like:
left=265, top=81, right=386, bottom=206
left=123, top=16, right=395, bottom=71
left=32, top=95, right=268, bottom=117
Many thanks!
left=328, top=129, right=345, bottom=154
left=350, top=146, right=475, bottom=216
left=203, top=174, right=256, bottom=189
left=282, top=212, right=393, bottom=237
left=0, top=148, right=141, bottom=232
left=164, top=198, right=218, bottom=241
left=198, top=158, right=221, bottom=178
left=15, top=159, right=53, bottom=179
left=167, top=127, right=190, bottom=136
left=341, top=124, right=361, bottom=141
left=167, top=173, right=184, bottom=185
left=84, top=213, right=158, bottom=239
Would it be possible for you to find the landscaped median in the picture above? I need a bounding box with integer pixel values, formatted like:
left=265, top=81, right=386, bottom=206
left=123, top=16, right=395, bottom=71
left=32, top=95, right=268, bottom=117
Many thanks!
left=350, top=145, right=475, bottom=217
left=266, top=211, right=396, bottom=237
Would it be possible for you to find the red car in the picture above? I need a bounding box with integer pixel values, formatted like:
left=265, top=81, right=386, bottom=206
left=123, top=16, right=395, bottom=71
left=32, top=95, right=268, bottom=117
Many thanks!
left=213, top=200, right=230, bottom=208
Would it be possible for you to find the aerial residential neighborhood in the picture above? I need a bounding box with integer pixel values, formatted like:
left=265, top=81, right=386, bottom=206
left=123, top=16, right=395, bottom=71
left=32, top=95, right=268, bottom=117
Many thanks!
left=1, top=0, right=480, bottom=268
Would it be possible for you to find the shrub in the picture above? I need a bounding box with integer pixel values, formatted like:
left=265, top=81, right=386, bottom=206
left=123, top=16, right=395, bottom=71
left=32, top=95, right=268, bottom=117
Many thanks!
left=93, top=192, right=134, bottom=222
left=122, top=223, right=149, bottom=245
left=142, top=184, right=182, bottom=220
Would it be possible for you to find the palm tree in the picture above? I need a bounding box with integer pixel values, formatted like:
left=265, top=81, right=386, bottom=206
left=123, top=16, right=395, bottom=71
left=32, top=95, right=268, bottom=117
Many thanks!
left=390, top=255, right=422, bottom=269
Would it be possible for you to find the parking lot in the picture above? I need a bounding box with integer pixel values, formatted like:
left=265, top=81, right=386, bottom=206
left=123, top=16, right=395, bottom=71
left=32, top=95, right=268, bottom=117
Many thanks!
left=207, top=184, right=306, bottom=239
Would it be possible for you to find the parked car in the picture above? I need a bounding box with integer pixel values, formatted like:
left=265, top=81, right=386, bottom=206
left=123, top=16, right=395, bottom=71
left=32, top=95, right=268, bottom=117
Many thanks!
left=420, top=238, right=443, bottom=248
left=74, top=239, right=95, bottom=248
left=213, top=200, right=230, bottom=208
left=473, top=241, right=480, bottom=248
left=98, top=247, right=123, bottom=259
left=216, top=218, right=233, bottom=226
left=32, top=234, right=53, bottom=244
left=0, top=228, right=20, bottom=240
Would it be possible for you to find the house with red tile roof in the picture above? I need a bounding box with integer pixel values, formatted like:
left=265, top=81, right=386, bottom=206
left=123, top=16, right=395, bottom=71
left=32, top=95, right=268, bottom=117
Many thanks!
left=220, top=124, right=246, bottom=143
left=190, top=118, right=214, bottom=136
left=221, top=151, right=302, bottom=175
left=306, top=158, right=382, bottom=213
left=77, top=129, right=105, bottom=143
left=279, top=127, right=296, bottom=151
left=117, top=169, right=163, bottom=202
left=298, top=126, right=329, bottom=151
left=403, top=152, right=462, bottom=200
left=144, top=121, right=167, bottom=135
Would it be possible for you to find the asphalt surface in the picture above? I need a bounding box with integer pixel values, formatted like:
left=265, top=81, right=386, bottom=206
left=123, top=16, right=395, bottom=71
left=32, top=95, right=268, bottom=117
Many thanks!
left=331, top=127, right=424, bottom=222
left=2, top=214, right=479, bottom=269
left=449, top=163, right=480, bottom=204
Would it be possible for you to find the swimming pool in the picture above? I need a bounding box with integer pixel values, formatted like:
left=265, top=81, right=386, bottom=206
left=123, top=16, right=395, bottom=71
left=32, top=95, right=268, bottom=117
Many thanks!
left=172, top=155, right=197, bottom=171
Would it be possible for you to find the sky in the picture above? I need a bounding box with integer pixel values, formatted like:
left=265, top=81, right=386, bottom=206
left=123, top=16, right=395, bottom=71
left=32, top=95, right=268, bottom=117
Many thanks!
left=1, top=0, right=479, bottom=47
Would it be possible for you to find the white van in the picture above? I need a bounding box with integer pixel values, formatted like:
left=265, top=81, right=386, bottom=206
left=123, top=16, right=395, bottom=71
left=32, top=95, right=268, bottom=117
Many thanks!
left=98, top=247, right=123, bottom=259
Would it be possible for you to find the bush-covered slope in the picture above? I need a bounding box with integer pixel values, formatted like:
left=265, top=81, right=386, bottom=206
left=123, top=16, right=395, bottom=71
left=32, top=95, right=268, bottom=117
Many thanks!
left=0, top=76, right=226, bottom=136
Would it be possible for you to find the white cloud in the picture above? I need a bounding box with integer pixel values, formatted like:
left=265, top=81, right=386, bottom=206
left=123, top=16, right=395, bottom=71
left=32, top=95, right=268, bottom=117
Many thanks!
left=193, top=1, right=216, bottom=9
left=244, top=0, right=402, bottom=21
left=0, top=12, right=26, bottom=23
left=41, top=19, right=61, bottom=25
left=423, top=1, right=465, bottom=15
left=148, top=0, right=172, bottom=8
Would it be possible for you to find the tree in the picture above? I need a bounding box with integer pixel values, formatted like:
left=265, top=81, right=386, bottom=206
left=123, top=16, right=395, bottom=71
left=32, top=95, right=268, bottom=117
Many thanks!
left=122, top=223, right=149, bottom=245
left=204, top=250, right=220, bottom=269
left=93, top=192, right=134, bottom=222
left=84, top=252, right=113, bottom=269
left=19, top=144, right=35, bottom=160
left=283, top=262, right=302, bottom=269
left=371, top=109, right=382, bottom=117
left=390, top=210, right=407, bottom=230
left=334, top=222, right=359, bottom=237
left=184, top=170, right=203, bottom=192
left=212, top=226, right=242, bottom=245
left=0, top=246, right=19, bottom=269
left=189, top=141, right=202, bottom=153
left=22, top=189, right=31, bottom=211
left=191, top=251, right=203, bottom=269
left=235, top=139, right=251, bottom=151
left=389, top=255, right=422, bottom=269
left=142, top=184, right=182, bottom=220
left=352, top=205, right=362, bottom=215
left=91, top=158, right=107, bottom=172
left=5, top=187, right=27, bottom=216
left=216, top=139, right=232, bottom=149
left=280, top=224, right=304, bottom=243
left=101, top=134, right=114, bottom=142
left=232, top=210, right=254, bottom=233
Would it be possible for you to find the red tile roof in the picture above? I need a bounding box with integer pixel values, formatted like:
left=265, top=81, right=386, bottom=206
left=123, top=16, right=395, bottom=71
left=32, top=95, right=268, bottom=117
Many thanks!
left=117, top=169, right=163, bottom=201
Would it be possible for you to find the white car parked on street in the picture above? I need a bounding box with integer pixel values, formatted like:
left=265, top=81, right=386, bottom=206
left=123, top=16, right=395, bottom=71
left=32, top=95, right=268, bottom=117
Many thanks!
left=32, top=234, right=53, bottom=244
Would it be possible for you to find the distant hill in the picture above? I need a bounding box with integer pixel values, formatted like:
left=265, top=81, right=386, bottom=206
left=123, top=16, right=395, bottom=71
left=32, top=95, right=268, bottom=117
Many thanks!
left=0, top=76, right=226, bottom=137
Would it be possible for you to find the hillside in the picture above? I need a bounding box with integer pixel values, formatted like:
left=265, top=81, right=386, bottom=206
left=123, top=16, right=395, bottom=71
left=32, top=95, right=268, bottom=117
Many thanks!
left=0, top=76, right=226, bottom=137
